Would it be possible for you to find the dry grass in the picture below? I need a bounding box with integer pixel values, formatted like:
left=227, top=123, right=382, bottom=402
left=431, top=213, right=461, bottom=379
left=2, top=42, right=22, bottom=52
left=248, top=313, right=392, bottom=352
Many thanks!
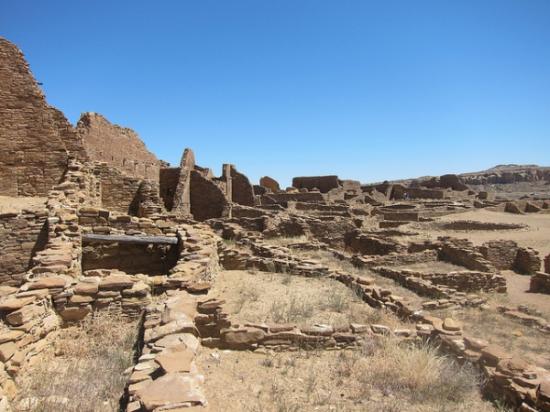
left=197, top=337, right=505, bottom=412
left=15, top=311, right=139, bottom=412
left=212, top=270, right=405, bottom=329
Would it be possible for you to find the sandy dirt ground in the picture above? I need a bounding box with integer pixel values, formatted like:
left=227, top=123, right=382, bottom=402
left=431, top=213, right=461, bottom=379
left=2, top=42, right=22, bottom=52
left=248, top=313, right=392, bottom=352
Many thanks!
left=411, top=209, right=550, bottom=258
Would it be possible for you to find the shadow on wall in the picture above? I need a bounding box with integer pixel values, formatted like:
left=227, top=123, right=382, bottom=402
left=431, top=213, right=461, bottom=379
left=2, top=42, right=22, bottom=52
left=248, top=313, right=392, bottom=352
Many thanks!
left=81, top=241, right=179, bottom=275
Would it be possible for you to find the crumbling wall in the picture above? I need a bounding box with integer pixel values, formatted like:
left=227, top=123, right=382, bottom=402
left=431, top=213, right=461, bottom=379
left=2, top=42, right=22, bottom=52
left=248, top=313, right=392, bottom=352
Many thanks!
left=0, top=38, right=86, bottom=196
left=230, top=165, right=254, bottom=206
left=261, top=192, right=324, bottom=207
left=172, top=149, right=195, bottom=216
left=190, top=171, right=227, bottom=221
left=438, top=239, right=496, bottom=272
left=292, top=176, right=339, bottom=193
left=530, top=272, right=550, bottom=294
left=391, top=185, right=446, bottom=200
left=344, top=230, right=404, bottom=255
left=159, top=167, right=180, bottom=210
left=76, top=112, right=161, bottom=181
left=0, top=209, right=48, bottom=286
left=479, top=240, right=519, bottom=270
left=513, top=248, right=541, bottom=275
left=259, top=176, right=280, bottom=192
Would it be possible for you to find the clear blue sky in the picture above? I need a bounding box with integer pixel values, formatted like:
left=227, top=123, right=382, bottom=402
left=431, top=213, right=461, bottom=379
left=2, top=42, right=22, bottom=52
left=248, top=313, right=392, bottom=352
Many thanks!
left=2, top=1, right=549, bottom=186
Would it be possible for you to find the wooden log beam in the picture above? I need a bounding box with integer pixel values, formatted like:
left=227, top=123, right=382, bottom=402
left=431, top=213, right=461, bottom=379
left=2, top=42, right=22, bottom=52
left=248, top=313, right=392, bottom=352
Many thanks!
left=82, top=233, right=178, bottom=245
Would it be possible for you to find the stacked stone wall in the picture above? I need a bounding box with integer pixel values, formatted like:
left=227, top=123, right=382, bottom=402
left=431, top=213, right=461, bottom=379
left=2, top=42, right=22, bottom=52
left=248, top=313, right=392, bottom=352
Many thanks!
left=0, top=38, right=86, bottom=197
left=0, top=209, right=48, bottom=286
left=76, top=112, right=161, bottom=181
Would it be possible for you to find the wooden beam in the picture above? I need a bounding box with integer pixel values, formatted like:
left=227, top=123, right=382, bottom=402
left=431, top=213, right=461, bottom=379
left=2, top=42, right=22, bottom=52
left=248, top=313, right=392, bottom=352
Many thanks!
left=82, top=233, right=178, bottom=245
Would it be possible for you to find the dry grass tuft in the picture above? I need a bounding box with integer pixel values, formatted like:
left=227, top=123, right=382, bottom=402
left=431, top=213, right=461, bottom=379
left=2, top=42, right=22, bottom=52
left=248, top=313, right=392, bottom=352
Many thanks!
left=16, top=311, right=139, bottom=412
left=198, top=337, right=504, bottom=412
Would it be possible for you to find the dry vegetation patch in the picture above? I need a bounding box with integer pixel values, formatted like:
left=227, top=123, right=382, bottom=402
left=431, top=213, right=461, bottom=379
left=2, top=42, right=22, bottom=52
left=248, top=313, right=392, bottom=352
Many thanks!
left=197, top=338, right=504, bottom=412
left=211, top=270, right=404, bottom=329
left=15, top=312, right=139, bottom=412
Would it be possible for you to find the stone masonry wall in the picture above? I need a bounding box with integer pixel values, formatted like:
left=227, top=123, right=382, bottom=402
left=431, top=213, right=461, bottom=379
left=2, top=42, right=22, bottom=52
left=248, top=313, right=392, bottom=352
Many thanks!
left=159, top=167, right=180, bottom=210
left=230, top=165, right=254, bottom=206
left=95, top=163, right=143, bottom=215
left=190, top=171, right=228, bottom=221
left=76, top=112, right=161, bottom=181
left=0, top=37, right=87, bottom=196
left=0, top=208, right=48, bottom=286
left=292, top=175, right=339, bottom=193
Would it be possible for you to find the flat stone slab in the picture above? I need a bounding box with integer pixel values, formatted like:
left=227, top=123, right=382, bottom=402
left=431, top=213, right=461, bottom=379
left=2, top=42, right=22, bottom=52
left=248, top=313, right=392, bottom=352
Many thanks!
left=135, top=373, right=206, bottom=411
left=155, top=347, right=195, bottom=374
left=0, top=296, right=36, bottom=312
left=28, top=277, right=67, bottom=290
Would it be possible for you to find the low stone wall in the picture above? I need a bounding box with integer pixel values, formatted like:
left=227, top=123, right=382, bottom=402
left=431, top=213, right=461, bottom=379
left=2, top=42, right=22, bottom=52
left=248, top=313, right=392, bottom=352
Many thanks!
left=0, top=291, right=60, bottom=399
left=260, top=192, right=324, bottom=207
left=496, top=304, right=550, bottom=334
left=438, top=238, right=496, bottom=272
left=217, top=234, right=550, bottom=411
left=344, top=230, right=405, bottom=256
left=196, top=298, right=413, bottom=351
left=382, top=211, right=419, bottom=221
left=351, top=250, right=439, bottom=268
left=440, top=220, right=526, bottom=231
left=125, top=290, right=206, bottom=411
left=372, top=267, right=503, bottom=305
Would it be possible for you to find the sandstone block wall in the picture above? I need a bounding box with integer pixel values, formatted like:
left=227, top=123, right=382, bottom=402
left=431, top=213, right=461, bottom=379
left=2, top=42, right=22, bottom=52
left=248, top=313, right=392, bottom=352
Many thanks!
left=513, top=247, right=541, bottom=275
left=259, top=176, right=280, bottom=192
left=76, top=112, right=161, bottom=181
left=190, top=171, right=227, bottom=221
left=391, top=185, right=446, bottom=200
left=0, top=209, right=48, bottom=286
left=530, top=272, right=550, bottom=294
left=230, top=165, right=254, bottom=206
left=344, top=230, right=405, bottom=256
left=159, top=167, right=180, bottom=210
left=95, top=163, right=143, bottom=214
left=292, top=175, right=339, bottom=193
left=261, top=192, right=324, bottom=207
left=479, top=240, right=519, bottom=270
left=439, top=240, right=496, bottom=272
left=0, top=38, right=86, bottom=196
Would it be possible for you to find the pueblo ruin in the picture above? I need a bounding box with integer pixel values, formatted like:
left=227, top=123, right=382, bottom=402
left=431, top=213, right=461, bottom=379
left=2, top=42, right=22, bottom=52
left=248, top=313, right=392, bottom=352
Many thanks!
left=1, top=37, right=550, bottom=412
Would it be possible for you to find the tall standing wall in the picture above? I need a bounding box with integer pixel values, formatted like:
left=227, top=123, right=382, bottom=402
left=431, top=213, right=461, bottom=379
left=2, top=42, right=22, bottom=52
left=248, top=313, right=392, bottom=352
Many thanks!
left=0, top=37, right=87, bottom=196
